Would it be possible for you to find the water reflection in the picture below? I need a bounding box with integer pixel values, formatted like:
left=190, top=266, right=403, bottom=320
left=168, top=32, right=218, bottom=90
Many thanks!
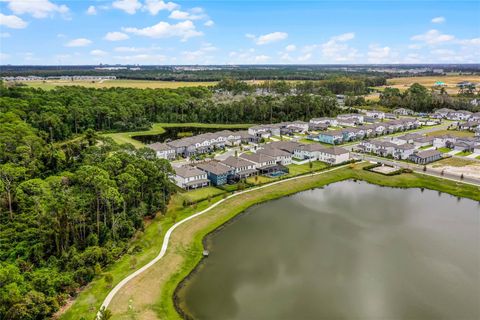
left=178, top=181, right=480, bottom=320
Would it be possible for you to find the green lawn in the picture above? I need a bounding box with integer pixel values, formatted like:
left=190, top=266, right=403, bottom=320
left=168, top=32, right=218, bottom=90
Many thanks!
left=286, top=161, right=329, bottom=176
left=246, top=175, right=274, bottom=185
left=102, top=123, right=254, bottom=148
left=438, top=147, right=451, bottom=153
left=455, top=150, right=473, bottom=157
left=419, top=145, right=433, bottom=150
left=178, top=186, right=226, bottom=203
left=477, top=155, right=480, bottom=160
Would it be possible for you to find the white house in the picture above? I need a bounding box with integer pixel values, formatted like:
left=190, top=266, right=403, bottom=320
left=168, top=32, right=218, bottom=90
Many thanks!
left=293, top=144, right=326, bottom=160
left=433, top=135, right=457, bottom=148
left=393, top=143, right=416, bottom=160
left=318, top=147, right=350, bottom=164
left=393, top=108, right=414, bottom=116
left=173, top=166, right=209, bottom=190
left=147, top=142, right=176, bottom=160
left=309, top=117, right=338, bottom=127
left=239, top=153, right=276, bottom=169
left=257, top=147, right=292, bottom=165
left=366, top=110, right=385, bottom=119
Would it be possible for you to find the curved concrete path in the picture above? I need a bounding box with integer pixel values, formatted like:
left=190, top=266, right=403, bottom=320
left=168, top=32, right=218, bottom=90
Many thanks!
left=98, top=164, right=349, bottom=316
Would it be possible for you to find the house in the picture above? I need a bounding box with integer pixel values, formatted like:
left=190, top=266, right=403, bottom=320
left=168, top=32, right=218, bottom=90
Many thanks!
left=317, top=147, right=350, bottom=164
left=476, top=126, right=480, bottom=137
left=446, top=110, right=472, bottom=121
left=196, top=161, right=234, bottom=186
left=257, top=146, right=293, bottom=165
left=459, top=121, right=479, bottom=131
left=391, top=133, right=422, bottom=144
left=285, top=121, right=309, bottom=133
left=366, top=110, right=385, bottom=119
left=393, top=143, right=416, bottom=160
left=313, top=130, right=344, bottom=144
left=309, top=117, right=338, bottom=127
left=433, top=135, right=457, bottom=148
left=474, top=143, right=480, bottom=154
left=173, top=166, right=209, bottom=190
left=147, top=142, right=176, bottom=160
left=221, top=156, right=258, bottom=180
left=337, top=118, right=357, bottom=127
left=237, top=130, right=259, bottom=144
left=385, top=113, right=397, bottom=119
left=308, top=122, right=329, bottom=131
left=453, top=138, right=477, bottom=152
left=409, top=150, right=442, bottom=164
left=470, top=112, right=480, bottom=122
left=359, top=140, right=396, bottom=157
left=240, top=152, right=287, bottom=175
left=433, top=108, right=455, bottom=118
left=393, top=108, right=414, bottom=116
left=293, top=143, right=327, bottom=160
left=267, top=141, right=301, bottom=154
left=417, top=118, right=440, bottom=126
left=412, top=136, right=434, bottom=148
left=342, top=127, right=361, bottom=141
left=240, top=152, right=276, bottom=169
left=248, top=125, right=280, bottom=138
left=337, top=113, right=364, bottom=124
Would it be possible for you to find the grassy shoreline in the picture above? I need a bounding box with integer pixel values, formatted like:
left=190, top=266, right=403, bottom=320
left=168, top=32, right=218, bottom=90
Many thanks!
left=102, top=122, right=255, bottom=148
left=60, top=163, right=479, bottom=319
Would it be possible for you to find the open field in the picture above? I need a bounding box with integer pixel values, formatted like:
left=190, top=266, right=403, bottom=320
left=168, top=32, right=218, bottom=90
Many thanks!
left=373, top=75, right=480, bottom=94
left=426, top=129, right=475, bottom=138
left=13, top=79, right=217, bottom=90
left=102, top=122, right=254, bottom=148
left=59, top=162, right=480, bottom=320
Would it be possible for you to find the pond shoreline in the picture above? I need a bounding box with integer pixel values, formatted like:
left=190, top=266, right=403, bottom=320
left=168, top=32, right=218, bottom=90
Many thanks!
left=169, top=168, right=480, bottom=320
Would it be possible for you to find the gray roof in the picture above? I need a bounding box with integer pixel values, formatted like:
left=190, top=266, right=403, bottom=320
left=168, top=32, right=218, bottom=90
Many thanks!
left=222, top=156, right=255, bottom=168
left=257, top=147, right=292, bottom=157
left=196, top=161, right=233, bottom=175
left=395, top=143, right=415, bottom=150
left=267, top=141, right=301, bottom=153
left=294, top=143, right=327, bottom=152
left=413, top=150, right=442, bottom=159
left=174, top=166, right=206, bottom=178
left=240, top=152, right=275, bottom=164
left=147, top=142, right=174, bottom=152
left=322, top=146, right=349, bottom=155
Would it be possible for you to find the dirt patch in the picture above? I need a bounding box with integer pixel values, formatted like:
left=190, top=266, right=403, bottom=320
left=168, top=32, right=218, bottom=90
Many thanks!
left=430, top=160, right=480, bottom=180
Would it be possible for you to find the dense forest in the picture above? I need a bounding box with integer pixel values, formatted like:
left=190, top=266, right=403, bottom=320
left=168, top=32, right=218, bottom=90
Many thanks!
left=379, top=83, right=479, bottom=112
left=0, top=89, right=175, bottom=319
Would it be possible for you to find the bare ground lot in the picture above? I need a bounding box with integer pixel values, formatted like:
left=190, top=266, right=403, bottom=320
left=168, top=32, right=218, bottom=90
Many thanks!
left=375, top=75, right=480, bottom=94
left=430, top=158, right=480, bottom=180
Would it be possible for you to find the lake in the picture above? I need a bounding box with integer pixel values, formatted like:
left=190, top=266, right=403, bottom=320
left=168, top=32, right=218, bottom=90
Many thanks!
left=132, top=127, right=243, bottom=144
left=176, top=181, right=480, bottom=320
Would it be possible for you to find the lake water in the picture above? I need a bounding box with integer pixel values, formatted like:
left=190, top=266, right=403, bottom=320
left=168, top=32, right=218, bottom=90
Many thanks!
left=177, top=181, right=480, bottom=320
left=132, top=127, right=243, bottom=144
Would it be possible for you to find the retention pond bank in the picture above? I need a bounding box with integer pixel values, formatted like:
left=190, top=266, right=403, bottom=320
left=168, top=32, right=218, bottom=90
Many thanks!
left=177, top=181, right=480, bottom=320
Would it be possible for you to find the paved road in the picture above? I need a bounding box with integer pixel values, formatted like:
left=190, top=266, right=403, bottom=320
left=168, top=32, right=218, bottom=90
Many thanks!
left=353, top=153, right=480, bottom=186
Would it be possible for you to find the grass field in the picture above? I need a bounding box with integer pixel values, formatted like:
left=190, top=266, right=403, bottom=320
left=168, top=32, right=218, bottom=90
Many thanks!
left=376, top=75, right=480, bottom=94
left=102, top=122, right=254, bottom=148
left=426, top=129, right=475, bottom=138
left=455, top=150, right=473, bottom=157
left=431, top=157, right=478, bottom=168
left=59, top=162, right=480, bottom=320
left=15, top=79, right=217, bottom=90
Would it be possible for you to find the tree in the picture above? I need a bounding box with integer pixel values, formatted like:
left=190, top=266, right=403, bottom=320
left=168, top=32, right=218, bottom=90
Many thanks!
left=97, top=307, right=112, bottom=320
left=0, top=164, right=27, bottom=219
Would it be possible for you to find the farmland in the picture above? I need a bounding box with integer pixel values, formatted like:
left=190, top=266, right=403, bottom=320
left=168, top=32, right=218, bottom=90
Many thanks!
left=12, top=79, right=217, bottom=90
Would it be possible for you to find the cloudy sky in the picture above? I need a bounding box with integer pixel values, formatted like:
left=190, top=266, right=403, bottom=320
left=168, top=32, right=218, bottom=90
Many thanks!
left=0, top=0, right=479, bottom=65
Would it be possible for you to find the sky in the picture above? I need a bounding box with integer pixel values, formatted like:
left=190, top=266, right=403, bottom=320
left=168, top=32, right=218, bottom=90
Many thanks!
left=0, top=0, right=479, bottom=65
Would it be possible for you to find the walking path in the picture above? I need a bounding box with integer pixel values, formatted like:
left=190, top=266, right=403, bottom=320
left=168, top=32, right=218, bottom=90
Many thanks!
left=98, top=164, right=351, bottom=316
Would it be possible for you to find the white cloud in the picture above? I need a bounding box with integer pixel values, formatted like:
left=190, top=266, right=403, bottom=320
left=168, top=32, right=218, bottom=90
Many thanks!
left=182, top=43, right=217, bottom=63
left=254, top=55, right=270, bottom=63
left=65, top=38, right=92, bottom=47
left=321, top=32, right=358, bottom=61
left=367, top=44, right=391, bottom=62
left=0, top=32, right=11, bottom=38
left=112, top=0, right=142, bottom=14
left=458, top=38, right=480, bottom=46
left=123, top=20, right=202, bottom=41
left=285, top=44, right=296, bottom=52
left=86, top=5, right=97, bottom=15
left=297, top=53, right=312, bottom=62
left=0, top=53, right=10, bottom=62
left=0, top=13, right=28, bottom=29
left=104, top=31, right=130, bottom=41
left=144, top=0, right=179, bottom=15
left=143, top=0, right=180, bottom=15
left=247, top=31, right=288, bottom=45
left=204, top=20, right=214, bottom=27
left=114, top=46, right=148, bottom=52
left=408, top=44, right=422, bottom=50
left=431, top=16, right=445, bottom=24
left=169, top=9, right=205, bottom=20
left=6, top=0, right=69, bottom=19
left=411, top=29, right=454, bottom=45
left=90, top=49, right=108, bottom=56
